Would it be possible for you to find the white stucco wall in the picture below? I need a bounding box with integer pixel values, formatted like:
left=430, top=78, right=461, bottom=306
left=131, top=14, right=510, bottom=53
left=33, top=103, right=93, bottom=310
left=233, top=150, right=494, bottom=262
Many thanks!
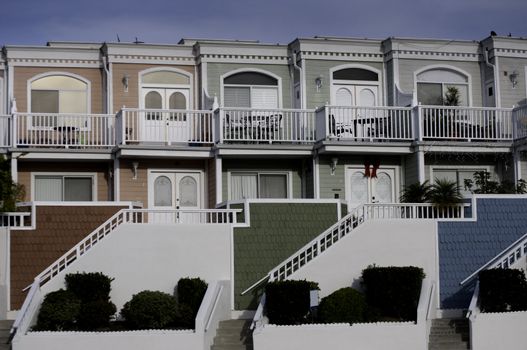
left=288, top=220, right=438, bottom=297
left=254, top=322, right=425, bottom=350
left=40, top=223, right=232, bottom=312
left=470, top=311, right=527, bottom=350
left=0, top=227, right=8, bottom=319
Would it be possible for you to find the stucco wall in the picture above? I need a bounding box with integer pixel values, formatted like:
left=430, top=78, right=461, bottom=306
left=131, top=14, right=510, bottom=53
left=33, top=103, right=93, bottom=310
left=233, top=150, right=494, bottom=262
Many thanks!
left=470, top=311, right=527, bottom=350
left=289, top=220, right=437, bottom=298
left=40, top=223, right=232, bottom=312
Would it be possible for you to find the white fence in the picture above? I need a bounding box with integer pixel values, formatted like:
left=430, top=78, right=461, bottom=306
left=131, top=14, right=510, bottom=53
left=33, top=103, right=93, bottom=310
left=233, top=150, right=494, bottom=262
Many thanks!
left=419, top=106, right=513, bottom=141
left=13, top=113, right=115, bottom=147
left=0, top=212, right=31, bottom=228
left=119, top=109, right=214, bottom=145
left=217, top=108, right=316, bottom=143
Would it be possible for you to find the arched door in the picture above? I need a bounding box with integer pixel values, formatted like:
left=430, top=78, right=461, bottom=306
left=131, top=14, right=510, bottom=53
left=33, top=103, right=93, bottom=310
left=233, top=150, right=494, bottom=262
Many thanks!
left=346, top=167, right=395, bottom=208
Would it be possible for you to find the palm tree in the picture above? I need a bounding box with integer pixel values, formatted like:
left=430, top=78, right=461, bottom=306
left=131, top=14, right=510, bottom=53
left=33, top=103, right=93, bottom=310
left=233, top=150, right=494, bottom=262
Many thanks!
left=400, top=181, right=432, bottom=203
left=430, top=179, right=463, bottom=208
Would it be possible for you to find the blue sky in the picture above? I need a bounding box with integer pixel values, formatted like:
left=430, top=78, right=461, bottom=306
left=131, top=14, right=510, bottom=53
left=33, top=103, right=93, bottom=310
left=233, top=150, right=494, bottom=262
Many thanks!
left=2, top=0, right=527, bottom=46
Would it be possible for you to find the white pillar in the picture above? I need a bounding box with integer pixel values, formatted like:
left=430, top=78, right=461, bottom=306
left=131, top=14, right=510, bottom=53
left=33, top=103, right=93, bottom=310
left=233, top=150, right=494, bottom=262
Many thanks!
left=313, top=155, right=320, bottom=199
left=417, top=150, right=425, bottom=184
left=113, top=158, right=120, bottom=202
left=215, top=157, right=222, bottom=205
left=10, top=156, right=17, bottom=183
left=514, top=151, right=522, bottom=183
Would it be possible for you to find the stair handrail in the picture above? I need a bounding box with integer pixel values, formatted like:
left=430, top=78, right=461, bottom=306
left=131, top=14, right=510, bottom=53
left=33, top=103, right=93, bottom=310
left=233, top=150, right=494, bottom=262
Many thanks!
left=460, top=232, right=527, bottom=286
left=466, top=281, right=480, bottom=319
left=9, top=277, right=41, bottom=342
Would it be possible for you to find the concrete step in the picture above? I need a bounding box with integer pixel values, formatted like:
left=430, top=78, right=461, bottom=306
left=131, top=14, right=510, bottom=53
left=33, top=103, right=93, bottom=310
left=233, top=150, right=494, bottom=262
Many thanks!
left=212, top=319, right=253, bottom=350
left=429, top=318, right=470, bottom=350
left=0, top=321, right=13, bottom=331
left=429, top=345, right=469, bottom=350
left=211, top=346, right=253, bottom=350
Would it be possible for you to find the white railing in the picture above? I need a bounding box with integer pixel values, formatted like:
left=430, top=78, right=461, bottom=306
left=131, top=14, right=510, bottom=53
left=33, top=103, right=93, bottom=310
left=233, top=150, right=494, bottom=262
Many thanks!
left=126, top=209, right=240, bottom=225
left=460, top=232, right=527, bottom=286
left=217, top=108, right=316, bottom=143
left=420, top=106, right=513, bottom=141
left=119, top=108, right=214, bottom=145
left=195, top=280, right=231, bottom=350
left=513, top=104, right=527, bottom=139
left=253, top=203, right=467, bottom=284
left=0, top=114, right=11, bottom=147
left=13, top=113, right=115, bottom=148
left=322, top=105, right=414, bottom=141
left=0, top=212, right=31, bottom=228
left=9, top=277, right=42, bottom=341
left=466, top=281, right=480, bottom=319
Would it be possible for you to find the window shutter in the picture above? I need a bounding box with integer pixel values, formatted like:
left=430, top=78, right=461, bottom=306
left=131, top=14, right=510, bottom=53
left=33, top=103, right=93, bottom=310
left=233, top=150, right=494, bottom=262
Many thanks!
left=251, top=87, right=278, bottom=109
left=224, top=87, right=250, bottom=108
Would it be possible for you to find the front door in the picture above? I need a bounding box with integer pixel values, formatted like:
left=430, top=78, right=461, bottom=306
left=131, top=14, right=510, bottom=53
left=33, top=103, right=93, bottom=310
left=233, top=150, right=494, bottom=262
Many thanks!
left=141, top=88, right=190, bottom=144
left=149, top=171, right=201, bottom=223
left=331, top=85, right=379, bottom=137
left=346, top=167, right=396, bottom=208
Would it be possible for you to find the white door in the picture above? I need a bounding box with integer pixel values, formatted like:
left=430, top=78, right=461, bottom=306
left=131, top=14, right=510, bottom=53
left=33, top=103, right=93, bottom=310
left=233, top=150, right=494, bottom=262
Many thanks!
left=150, top=171, right=201, bottom=223
left=331, top=85, right=378, bottom=138
left=346, top=167, right=395, bottom=208
left=142, top=88, right=190, bottom=143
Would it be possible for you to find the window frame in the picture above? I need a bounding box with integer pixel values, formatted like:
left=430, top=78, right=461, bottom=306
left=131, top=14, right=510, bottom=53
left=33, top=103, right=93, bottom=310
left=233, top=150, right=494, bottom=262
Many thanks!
left=429, top=165, right=491, bottom=196
left=221, top=69, right=283, bottom=109
left=27, top=72, right=91, bottom=131
left=31, top=172, right=97, bottom=202
left=414, top=66, right=472, bottom=106
left=228, top=170, right=292, bottom=200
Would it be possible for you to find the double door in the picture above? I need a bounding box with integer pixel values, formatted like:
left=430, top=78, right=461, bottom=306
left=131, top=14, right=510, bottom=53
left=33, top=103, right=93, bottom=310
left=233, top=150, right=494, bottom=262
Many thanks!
left=149, top=171, right=201, bottom=223
left=346, top=167, right=395, bottom=208
left=141, top=88, right=190, bottom=143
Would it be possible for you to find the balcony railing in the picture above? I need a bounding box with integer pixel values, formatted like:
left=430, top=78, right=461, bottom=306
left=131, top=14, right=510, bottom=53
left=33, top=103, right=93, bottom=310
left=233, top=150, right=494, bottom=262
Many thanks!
left=216, top=108, right=316, bottom=143
left=513, top=104, right=527, bottom=139
left=118, top=108, right=214, bottom=145
left=13, top=113, right=115, bottom=148
left=419, top=106, right=513, bottom=141
left=316, top=105, right=414, bottom=141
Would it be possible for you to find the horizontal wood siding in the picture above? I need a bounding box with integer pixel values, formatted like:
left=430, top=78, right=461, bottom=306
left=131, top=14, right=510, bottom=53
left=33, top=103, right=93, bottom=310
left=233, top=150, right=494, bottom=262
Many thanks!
left=13, top=66, right=104, bottom=113
left=206, top=63, right=292, bottom=108
left=17, top=161, right=111, bottom=201
left=304, top=60, right=384, bottom=109
left=497, top=57, right=527, bottom=107
left=112, top=63, right=195, bottom=112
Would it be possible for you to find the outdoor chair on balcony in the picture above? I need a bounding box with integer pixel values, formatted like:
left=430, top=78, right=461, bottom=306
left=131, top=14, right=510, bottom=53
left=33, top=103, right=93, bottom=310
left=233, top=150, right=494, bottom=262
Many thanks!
left=260, top=114, right=282, bottom=142
left=225, top=114, right=246, bottom=141
left=329, top=114, right=354, bottom=139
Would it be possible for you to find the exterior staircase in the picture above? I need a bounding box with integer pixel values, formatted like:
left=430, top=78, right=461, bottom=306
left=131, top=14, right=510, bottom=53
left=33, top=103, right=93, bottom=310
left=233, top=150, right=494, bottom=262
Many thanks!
left=211, top=319, right=253, bottom=350
left=0, top=320, right=13, bottom=350
left=429, top=318, right=470, bottom=350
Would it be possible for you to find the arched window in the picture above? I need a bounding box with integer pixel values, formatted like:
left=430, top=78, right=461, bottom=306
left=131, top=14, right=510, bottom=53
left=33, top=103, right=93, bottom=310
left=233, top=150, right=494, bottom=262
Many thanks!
left=30, top=75, right=88, bottom=114
left=223, top=71, right=279, bottom=109
left=332, top=68, right=379, bottom=81
left=141, top=70, right=190, bottom=85
left=416, top=68, right=469, bottom=106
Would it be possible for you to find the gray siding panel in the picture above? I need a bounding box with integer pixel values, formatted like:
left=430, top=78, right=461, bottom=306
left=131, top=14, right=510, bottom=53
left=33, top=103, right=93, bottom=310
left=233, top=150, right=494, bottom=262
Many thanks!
left=497, top=57, right=527, bottom=107
left=404, top=153, right=419, bottom=185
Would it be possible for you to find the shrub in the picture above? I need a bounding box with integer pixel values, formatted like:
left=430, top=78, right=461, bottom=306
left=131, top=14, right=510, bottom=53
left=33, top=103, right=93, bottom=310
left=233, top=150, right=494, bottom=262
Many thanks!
left=121, top=291, right=179, bottom=329
left=65, top=272, right=116, bottom=330
left=479, top=269, right=527, bottom=312
left=265, top=280, right=319, bottom=325
left=34, top=290, right=81, bottom=331
left=175, top=277, right=208, bottom=329
left=361, top=266, right=425, bottom=321
left=318, top=287, right=366, bottom=324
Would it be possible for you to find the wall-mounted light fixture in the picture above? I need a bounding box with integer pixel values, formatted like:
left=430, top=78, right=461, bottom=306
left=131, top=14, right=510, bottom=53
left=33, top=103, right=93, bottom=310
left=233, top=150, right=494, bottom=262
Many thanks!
left=315, top=76, right=323, bottom=92
left=509, top=70, right=519, bottom=88
left=122, top=74, right=130, bottom=92
left=132, top=161, right=139, bottom=180
left=330, top=157, right=338, bottom=176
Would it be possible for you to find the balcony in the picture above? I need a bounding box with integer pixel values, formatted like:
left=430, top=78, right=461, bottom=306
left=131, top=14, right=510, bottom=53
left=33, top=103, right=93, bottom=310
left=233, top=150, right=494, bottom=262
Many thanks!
left=117, top=108, right=214, bottom=145
left=12, top=113, right=115, bottom=148
left=216, top=108, right=316, bottom=144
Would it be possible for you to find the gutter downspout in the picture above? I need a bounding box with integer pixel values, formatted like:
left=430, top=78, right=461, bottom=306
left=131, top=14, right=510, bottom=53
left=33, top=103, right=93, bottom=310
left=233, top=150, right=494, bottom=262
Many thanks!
left=101, top=54, right=112, bottom=114
left=485, top=48, right=500, bottom=108
left=292, top=52, right=303, bottom=109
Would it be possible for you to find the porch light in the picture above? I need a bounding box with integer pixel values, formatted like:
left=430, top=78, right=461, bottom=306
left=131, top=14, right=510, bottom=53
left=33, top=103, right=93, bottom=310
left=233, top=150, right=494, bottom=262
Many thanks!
left=509, top=70, right=519, bottom=88
left=330, top=157, right=338, bottom=175
left=132, top=161, right=139, bottom=180
left=315, top=76, right=323, bottom=92
left=122, top=74, right=130, bottom=92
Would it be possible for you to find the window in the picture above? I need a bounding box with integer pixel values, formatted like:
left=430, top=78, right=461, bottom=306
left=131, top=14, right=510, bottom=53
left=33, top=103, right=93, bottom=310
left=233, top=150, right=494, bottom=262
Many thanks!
left=230, top=172, right=288, bottom=200
left=333, top=68, right=378, bottom=81
left=30, top=75, right=89, bottom=128
left=432, top=168, right=487, bottom=196
left=416, top=68, right=469, bottom=106
left=34, top=175, right=94, bottom=201
left=224, top=72, right=279, bottom=109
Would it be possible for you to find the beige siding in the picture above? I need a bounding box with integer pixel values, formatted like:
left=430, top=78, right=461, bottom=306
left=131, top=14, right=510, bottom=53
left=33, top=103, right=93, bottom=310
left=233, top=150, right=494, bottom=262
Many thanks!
left=112, top=63, right=196, bottom=112
left=497, top=57, right=527, bottom=107
left=318, top=155, right=402, bottom=199
left=119, top=159, right=206, bottom=208
left=208, top=158, right=216, bottom=207
left=13, top=66, right=104, bottom=113
left=398, top=59, right=483, bottom=106
left=304, top=60, right=385, bottom=109
left=17, top=161, right=111, bottom=201
left=221, top=158, right=304, bottom=200
left=206, top=63, right=292, bottom=108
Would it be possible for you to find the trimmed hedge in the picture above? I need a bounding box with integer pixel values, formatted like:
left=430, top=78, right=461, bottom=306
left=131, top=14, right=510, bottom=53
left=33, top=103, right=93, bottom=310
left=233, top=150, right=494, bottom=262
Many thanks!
left=318, top=287, right=366, bottom=324
left=176, top=277, right=208, bottom=328
left=361, top=266, right=425, bottom=321
left=479, top=269, right=527, bottom=312
left=34, top=290, right=81, bottom=331
left=121, top=291, right=179, bottom=329
left=265, top=280, right=319, bottom=325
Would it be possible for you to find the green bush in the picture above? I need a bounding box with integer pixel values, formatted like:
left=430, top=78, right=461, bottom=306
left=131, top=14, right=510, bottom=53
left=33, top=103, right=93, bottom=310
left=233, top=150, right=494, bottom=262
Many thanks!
left=78, top=299, right=117, bottom=330
left=479, top=269, right=527, bottom=312
left=121, top=291, right=179, bottom=329
left=34, top=290, right=81, bottom=331
left=361, top=266, right=425, bottom=321
left=318, top=287, right=366, bottom=324
left=176, top=277, right=208, bottom=321
left=265, top=280, right=319, bottom=325
left=65, top=272, right=114, bottom=302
